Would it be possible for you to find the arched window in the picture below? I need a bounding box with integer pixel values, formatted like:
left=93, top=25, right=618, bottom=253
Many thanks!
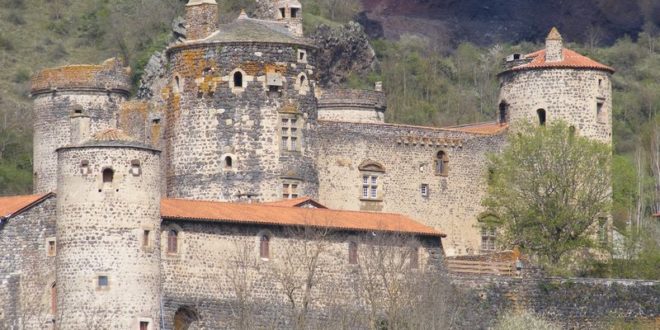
left=569, top=125, right=576, bottom=137
left=102, top=168, right=114, bottom=183
left=224, top=156, right=233, bottom=169
left=348, top=241, right=358, bottom=264
left=174, top=76, right=180, bottom=93
left=299, top=75, right=306, bottom=87
left=537, top=109, right=546, bottom=126
left=168, top=229, right=178, bottom=254
left=499, top=102, right=508, bottom=124
left=260, top=234, right=270, bottom=259
left=435, top=151, right=449, bottom=176
left=233, top=71, right=243, bottom=88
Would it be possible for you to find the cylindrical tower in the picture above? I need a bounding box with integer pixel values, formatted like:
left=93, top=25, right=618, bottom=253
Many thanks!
left=497, top=28, right=614, bottom=143
left=55, top=129, right=161, bottom=329
left=163, top=4, right=318, bottom=202
left=31, top=58, right=131, bottom=193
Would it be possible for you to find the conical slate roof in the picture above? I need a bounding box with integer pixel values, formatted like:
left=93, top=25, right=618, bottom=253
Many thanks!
left=76, top=128, right=158, bottom=150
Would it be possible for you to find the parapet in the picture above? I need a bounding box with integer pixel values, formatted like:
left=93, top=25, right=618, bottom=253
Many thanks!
left=31, top=58, right=131, bottom=96
left=317, top=88, right=386, bottom=111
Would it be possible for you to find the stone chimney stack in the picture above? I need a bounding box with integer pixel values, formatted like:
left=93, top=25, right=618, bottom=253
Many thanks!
left=186, top=0, right=219, bottom=40
left=69, top=105, right=90, bottom=145
left=545, top=27, right=563, bottom=62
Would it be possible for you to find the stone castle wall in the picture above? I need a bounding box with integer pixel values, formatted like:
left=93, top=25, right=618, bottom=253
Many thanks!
left=498, top=69, right=612, bottom=143
left=0, top=197, right=56, bottom=330
left=317, top=88, right=386, bottom=123
left=31, top=59, right=131, bottom=194
left=55, top=145, right=162, bottom=329
left=313, top=121, right=506, bottom=256
left=163, top=43, right=319, bottom=202
left=159, top=219, right=443, bottom=329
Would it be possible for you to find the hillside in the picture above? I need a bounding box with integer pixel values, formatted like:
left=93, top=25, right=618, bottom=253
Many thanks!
left=359, top=0, right=660, bottom=47
left=0, top=0, right=658, bottom=224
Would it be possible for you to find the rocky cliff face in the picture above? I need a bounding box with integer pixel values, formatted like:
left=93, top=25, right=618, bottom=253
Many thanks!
left=310, top=22, right=378, bottom=87
left=359, top=0, right=659, bottom=46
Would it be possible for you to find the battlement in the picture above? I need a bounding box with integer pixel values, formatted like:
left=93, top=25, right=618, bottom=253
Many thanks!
left=317, top=88, right=386, bottom=110
left=30, top=58, right=131, bottom=96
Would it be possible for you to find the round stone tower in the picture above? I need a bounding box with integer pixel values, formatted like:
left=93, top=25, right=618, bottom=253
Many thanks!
left=497, top=28, right=614, bottom=143
left=163, top=1, right=318, bottom=202
left=31, top=58, right=131, bottom=193
left=55, top=129, right=161, bottom=329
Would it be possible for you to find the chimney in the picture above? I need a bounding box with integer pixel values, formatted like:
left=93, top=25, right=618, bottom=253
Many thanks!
left=186, top=0, right=219, bottom=40
left=545, top=27, right=563, bottom=62
left=70, top=104, right=90, bottom=145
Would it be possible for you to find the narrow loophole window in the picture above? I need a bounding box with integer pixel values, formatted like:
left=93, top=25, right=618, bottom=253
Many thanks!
left=348, top=241, right=358, bottom=264
left=168, top=230, right=178, bottom=254
left=260, top=235, right=270, bottom=259
left=224, top=156, right=233, bottom=169
left=142, top=230, right=150, bottom=248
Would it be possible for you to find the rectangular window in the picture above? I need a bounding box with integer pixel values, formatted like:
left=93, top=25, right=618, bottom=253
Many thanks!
left=142, top=230, right=150, bottom=248
left=596, top=102, right=606, bottom=123
left=362, top=175, right=379, bottom=199
left=283, top=182, right=300, bottom=199
left=280, top=117, right=301, bottom=152
left=140, top=321, right=149, bottom=330
left=421, top=184, right=429, bottom=197
left=98, top=275, right=108, bottom=288
left=47, top=238, right=57, bottom=257
left=481, top=227, right=496, bottom=251
left=598, top=217, right=607, bottom=245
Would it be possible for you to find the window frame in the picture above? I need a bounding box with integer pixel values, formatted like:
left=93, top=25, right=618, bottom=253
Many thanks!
left=280, top=115, right=302, bottom=153
left=480, top=226, right=496, bottom=252
left=435, top=151, right=449, bottom=177
left=259, top=234, right=271, bottom=260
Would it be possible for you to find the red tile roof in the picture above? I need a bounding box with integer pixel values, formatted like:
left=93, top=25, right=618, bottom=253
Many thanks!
left=653, top=212, right=660, bottom=217
left=505, top=48, right=614, bottom=73
left=161, top=198, right=445, bottom=237
left=261, top=197, right=327, bottom=208
left=0, top=194, right=53, bottom=219
left=445, top=122, right=508, bottom=135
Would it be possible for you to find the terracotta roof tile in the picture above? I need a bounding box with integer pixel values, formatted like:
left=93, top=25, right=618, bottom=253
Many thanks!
left=161, top=198, right=444, bottom=237
left=261, top=197, right=327, bottom=208
left=653, top=212, right=660, bottom=217
left=506, top=48, right=614, bottom=73
left=444, top=122, right=508, bottom=135
left=0, top=194, right=52, bottom=219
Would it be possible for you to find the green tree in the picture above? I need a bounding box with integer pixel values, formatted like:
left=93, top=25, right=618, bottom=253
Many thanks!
left=482, top=121, right=612, bottom=265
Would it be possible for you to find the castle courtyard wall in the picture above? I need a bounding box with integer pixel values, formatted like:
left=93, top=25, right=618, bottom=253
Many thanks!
left=159, top=219, right=443, bottom=329
left=313, top=121, right=506, bottom=256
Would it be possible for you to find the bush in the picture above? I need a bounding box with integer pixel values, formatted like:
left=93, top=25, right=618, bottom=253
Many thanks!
left=494, top=310, right=561, bottom=330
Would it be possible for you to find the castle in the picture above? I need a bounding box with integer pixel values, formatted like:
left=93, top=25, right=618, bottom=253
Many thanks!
left=0, top=0, right=615, bottom=328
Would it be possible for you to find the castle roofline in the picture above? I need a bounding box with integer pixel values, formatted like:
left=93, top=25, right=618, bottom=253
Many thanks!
left=318, top=120, right=508, bottom=136
left=30, top=58, right=131, bottom=96
left=499, top=48, right=614, bottom=75
left=0, top=193, right=54, bottom=221
left=161, top=198, right=445, bottom=237
left=168, top=15, right=314, bottom=52
left=261, top=197, right=328, bottom=208
left=57, top=128, right=160, bottom=152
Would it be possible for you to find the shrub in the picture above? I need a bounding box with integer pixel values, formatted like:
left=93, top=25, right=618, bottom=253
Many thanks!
left=494, top=310, right=561, bottom=330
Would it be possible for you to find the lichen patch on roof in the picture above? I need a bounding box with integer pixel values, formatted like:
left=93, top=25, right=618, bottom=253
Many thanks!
left=0, top=194, right=52, bottom=219
left=505, top=48, right=614, bottom=73
left=161, top=198, right=444, bottom=237
left=90, top=128, right=135, bottom=142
